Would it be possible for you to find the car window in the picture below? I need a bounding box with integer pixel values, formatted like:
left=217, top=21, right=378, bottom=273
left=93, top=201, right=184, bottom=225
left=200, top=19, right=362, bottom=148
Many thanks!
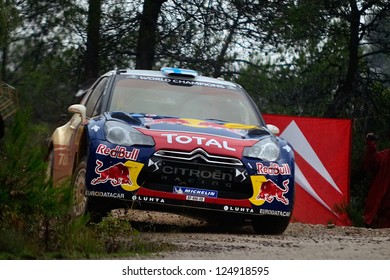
left=109, top=78, right=261, bottom=126
left=85, top=77, right=109, bottom=117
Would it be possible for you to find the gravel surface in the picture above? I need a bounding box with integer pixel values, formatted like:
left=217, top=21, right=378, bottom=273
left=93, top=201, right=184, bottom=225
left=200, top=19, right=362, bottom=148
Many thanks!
left=114, top=209, right=390, bottom=260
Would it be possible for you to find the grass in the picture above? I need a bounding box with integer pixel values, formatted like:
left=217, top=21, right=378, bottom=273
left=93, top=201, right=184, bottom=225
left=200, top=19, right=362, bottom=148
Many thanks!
left=0, top=110, right=174, bottom=259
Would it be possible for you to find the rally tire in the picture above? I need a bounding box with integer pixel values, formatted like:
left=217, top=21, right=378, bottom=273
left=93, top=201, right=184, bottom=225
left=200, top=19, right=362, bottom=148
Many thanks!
left=71, top=157, right=89, bottom=219
left=71, top=157, right=111, bottom=223
left=252, top=215, right=291, bottom=235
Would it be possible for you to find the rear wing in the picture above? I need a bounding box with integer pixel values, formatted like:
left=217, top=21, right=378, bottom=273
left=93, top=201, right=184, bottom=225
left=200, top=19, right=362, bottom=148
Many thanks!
left=0, top=82, right=18, bottom=120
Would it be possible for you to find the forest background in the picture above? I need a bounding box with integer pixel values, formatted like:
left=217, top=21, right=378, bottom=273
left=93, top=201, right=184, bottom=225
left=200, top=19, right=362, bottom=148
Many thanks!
left=1, top=0, right=390, bottom=230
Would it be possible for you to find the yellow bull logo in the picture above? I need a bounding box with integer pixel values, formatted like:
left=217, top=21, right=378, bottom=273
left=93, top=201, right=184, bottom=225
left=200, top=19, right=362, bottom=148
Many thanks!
left=121, top=161, right=144, bottom=191
left=249, top=175, right=267, bottom=206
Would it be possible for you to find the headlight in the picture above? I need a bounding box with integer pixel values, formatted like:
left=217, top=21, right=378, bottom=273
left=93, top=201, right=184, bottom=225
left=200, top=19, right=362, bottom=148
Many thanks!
left=105, top=121, right=155, bottom=146
left=243, top=137, right=280, bottom=161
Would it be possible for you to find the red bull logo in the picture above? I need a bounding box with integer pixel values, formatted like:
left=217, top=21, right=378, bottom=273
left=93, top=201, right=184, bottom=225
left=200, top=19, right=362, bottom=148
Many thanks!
left=249, top=176, right=290, bottom=206
left=91, top=160, right=144, bottom=191
left=96, top=144, right=139, bottom=160
left=91, top=160, right=131, bottom=186
left=257, top=179, right=289, bottom=205
left=256, top=163, right=291, bottom=176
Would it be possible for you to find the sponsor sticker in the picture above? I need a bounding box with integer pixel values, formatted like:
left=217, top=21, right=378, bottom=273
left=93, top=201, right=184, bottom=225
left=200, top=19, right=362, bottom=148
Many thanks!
left=161, top=133, right=236, bottom=151
left=91, top=160, right=144, bottom=191
left=173, top=186, right=218, bottom=198
left=96, top=144, right=140, bottom=160
left=131, top=195, right=165, bottom=204
left=139, top=76, right=226, bottom=88
left=91, top=125, right=100, bottom=132
left=91, top=160, right=132, bottom=186
left=249, top=176, right=290, bottom=206
left=259, top=208, right=291, bottom=217
left=256, top=162, right=291, bottom=176
left=223, top=205, right=254, bottom=213
left=85, top=190, right=124, bottom=199
left=256, top=179, right=290, bottom=205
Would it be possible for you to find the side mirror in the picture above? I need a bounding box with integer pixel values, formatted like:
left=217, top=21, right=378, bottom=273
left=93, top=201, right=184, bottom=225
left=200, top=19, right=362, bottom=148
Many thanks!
left=267, top=124, right=280, bottom=135
left=68, top=104, right=87, bottom=122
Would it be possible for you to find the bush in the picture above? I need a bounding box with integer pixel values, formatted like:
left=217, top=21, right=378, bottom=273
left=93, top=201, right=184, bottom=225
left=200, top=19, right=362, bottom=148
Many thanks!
left=0, top=110, right=171, bottom=259
left=0, top=110, right=73, bottom=257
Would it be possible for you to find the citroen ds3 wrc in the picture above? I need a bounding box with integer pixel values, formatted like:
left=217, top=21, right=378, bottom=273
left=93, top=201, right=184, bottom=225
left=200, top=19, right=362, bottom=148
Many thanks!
left=47, top=67, right=295, bottom=234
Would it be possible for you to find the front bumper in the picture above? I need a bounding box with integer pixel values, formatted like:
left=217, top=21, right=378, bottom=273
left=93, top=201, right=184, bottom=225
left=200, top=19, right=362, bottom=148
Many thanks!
left=85, top=140, right=294, bottom=218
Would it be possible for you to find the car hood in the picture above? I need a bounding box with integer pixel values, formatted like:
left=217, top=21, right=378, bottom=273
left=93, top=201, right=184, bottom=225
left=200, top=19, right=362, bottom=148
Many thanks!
left=105, top=111, right=272, bottom=140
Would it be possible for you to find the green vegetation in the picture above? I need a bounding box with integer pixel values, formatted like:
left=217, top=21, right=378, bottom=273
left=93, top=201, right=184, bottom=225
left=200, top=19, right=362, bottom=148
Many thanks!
left=0, top=111, right=173, bottom=259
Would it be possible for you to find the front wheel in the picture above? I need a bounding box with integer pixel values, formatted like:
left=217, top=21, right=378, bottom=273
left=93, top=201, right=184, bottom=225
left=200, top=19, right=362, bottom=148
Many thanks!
left=71, top=157, right=89, bottom=218
left=71, top=157, right=111, bottom=223
left=252, top=215, right=291, bottom=235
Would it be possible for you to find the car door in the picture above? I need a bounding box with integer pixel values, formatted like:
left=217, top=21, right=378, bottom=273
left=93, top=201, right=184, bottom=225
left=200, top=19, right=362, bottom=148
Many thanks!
left=51, top=76, right=110, bottom=183
left=69, top=76, right=110, bottom=164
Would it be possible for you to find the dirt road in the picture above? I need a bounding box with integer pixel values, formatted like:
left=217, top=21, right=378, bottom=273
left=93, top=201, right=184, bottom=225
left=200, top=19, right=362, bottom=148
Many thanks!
left=118, top=210, right=390, bottom=260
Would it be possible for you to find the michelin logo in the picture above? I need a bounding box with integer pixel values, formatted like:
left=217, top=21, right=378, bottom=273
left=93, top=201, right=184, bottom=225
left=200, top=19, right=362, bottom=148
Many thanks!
left=173, top=186, right=218, bottom=198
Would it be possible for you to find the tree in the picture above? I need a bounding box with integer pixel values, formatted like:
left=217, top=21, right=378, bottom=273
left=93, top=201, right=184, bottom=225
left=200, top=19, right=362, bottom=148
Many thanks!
left=1, top=0, right=84, bottom=121
left=2, top=0, right=389, bottom=126
left=84, top=0, right=102, bottom=80
left=0, top=0, right=19, bottom=81
left=324, top=0, right=390, bottom=118
left=157, top=0, right=285, bottom=78
left=234, top=0, right=390, bottom=121
left=135, top=0, right=167, bottom=69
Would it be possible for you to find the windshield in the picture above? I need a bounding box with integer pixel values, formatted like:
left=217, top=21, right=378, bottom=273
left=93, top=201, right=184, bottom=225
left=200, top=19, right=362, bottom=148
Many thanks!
left=109, top=76, right=262, bottom=126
